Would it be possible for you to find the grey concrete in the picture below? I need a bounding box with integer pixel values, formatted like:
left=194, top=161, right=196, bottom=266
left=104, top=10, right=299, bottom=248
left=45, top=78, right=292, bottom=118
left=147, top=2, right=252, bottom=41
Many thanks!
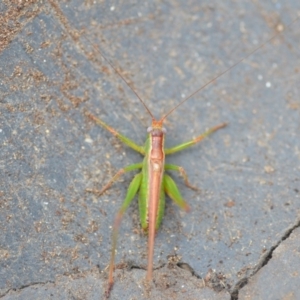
left=0, top=1, right=299, bottom=299
left=239, top=227, right=300, bottom=300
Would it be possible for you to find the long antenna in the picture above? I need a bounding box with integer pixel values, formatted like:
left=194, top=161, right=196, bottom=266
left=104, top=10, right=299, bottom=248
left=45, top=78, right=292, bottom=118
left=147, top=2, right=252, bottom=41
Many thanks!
left=162, top=16, right=299, bottom=122
left=93, top=44, right=155, bottom=120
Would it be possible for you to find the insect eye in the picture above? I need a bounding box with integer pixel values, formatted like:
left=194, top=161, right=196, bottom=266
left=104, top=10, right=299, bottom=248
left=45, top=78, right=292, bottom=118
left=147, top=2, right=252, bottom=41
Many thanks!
left=147, top=126, right=153, bottom=133
left=162, top=127, right=167, bottom=133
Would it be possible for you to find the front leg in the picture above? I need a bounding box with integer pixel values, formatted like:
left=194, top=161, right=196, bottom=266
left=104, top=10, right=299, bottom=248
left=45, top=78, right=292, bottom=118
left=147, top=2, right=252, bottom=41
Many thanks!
left=86, top=112, right=145, bottom=155
left=165, top=123, right=227, bottom=155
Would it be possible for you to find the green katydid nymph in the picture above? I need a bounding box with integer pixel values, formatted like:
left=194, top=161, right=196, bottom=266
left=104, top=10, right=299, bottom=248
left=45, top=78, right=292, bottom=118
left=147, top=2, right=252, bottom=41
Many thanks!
left=88, top=109, right=226, bottom=285
left=86, top=45, right=227, bottom=295
left=86, top=110, right=226, bottom=293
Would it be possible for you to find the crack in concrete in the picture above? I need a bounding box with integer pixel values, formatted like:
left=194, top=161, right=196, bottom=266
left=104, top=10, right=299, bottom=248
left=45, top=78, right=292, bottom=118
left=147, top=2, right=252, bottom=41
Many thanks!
left=230, top=219, right=300, bottom=300
left=2, top=219, right=299, bottom=300
left=0, top=281, right=55, bottom=299
left=0, top=265, right=102, bottom=299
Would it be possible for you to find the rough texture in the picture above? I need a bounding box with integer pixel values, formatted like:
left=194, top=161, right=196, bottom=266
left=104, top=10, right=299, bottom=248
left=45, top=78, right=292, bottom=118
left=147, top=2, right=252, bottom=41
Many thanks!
left=0, top=0, right=299, bottom=299
left=239, top=227, right=300, bottom=300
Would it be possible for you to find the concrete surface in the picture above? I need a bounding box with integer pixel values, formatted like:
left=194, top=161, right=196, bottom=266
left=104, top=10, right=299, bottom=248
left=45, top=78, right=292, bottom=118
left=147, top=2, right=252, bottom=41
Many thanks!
left=239, top=227, right=300, bottom=300
left=0, top=1, right=299, bottom=299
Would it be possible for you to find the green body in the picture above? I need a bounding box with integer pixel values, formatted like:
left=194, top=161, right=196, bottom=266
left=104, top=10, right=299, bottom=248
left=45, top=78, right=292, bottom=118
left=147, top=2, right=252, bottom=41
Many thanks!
left=139, top=135, right=165, bottom=230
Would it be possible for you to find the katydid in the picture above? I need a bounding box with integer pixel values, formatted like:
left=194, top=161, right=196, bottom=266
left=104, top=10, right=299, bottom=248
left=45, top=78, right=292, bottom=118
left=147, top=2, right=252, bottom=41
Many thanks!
left=85, top=16, right=299, bottom=297
left=86, top=112, right=226, bottom=291
left=86, top=55, right=227, bottom=294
